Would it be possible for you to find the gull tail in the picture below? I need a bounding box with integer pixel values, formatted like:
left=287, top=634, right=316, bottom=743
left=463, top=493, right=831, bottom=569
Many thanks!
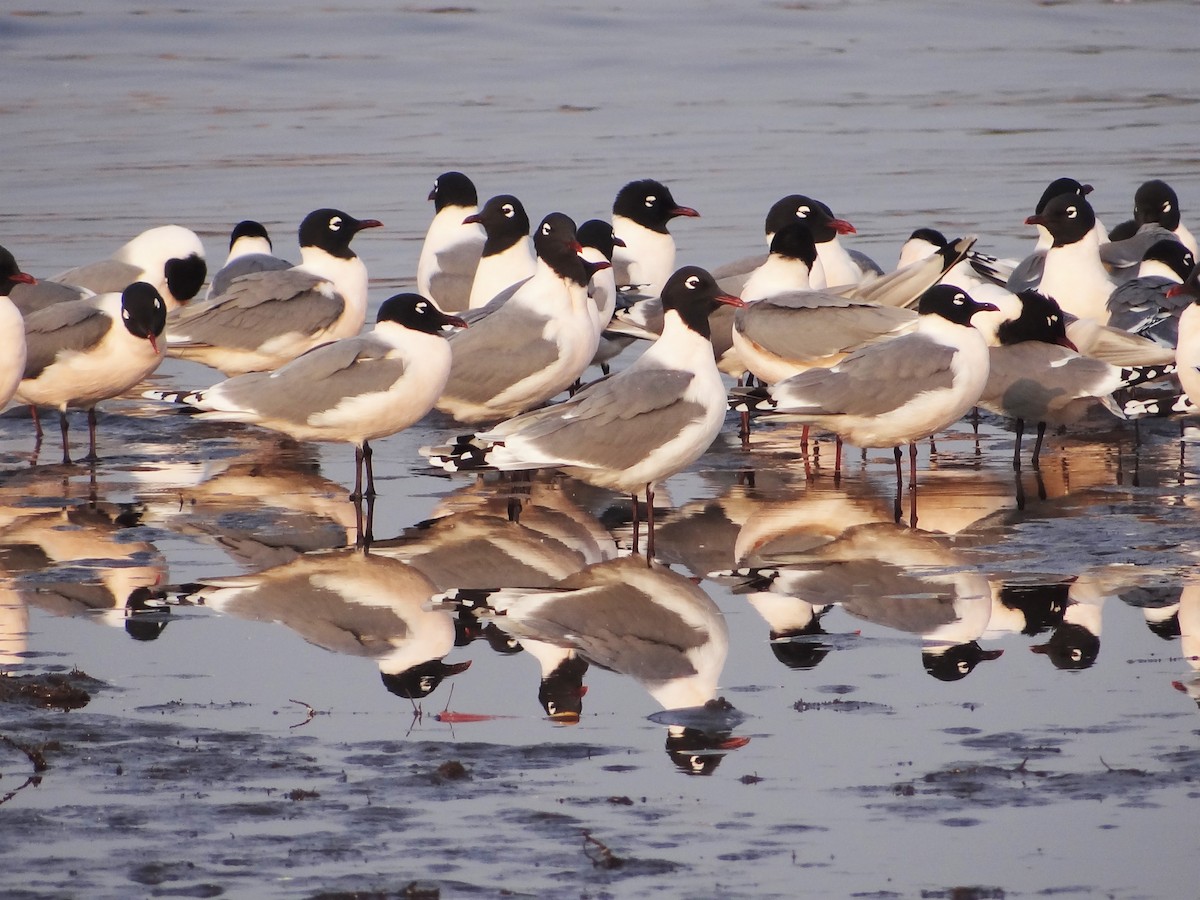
left=727, top=385, right=777, bottom=414
left=421, top=433, right=500, bottom=473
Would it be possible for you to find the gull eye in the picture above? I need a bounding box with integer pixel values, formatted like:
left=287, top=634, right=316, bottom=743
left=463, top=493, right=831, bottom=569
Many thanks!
left=415, top=301, right=428, bottom=314
left=546, top=702, right=558, bottom=715
left=1065, top=206, right=1078, bottom=219
left=685, top=275, right=701, bottom=290
left=644, top=195, right=657, bottom=207
left=329, top=216, right=343, bottom=231
left=1070, top=649, right=1083, bottom=662
left=541, top=222, right=552, bottom=236
left=957, top=661, right=970, bottom=674
left=121, top=308, right=131, bottom=321
left=796, top=205, right=810, bottom=218
left=419, top=676, right=434, bottom=692
left=502, top=204, right=515, bottom=217
left=953, top=293, right=966, bottom=305
left=1164, top=202, right=1173, bottom=213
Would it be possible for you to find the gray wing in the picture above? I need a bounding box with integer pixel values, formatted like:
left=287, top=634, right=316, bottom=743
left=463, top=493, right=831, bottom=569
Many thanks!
left=459, top=278, right=529, bottom=325
left=492, top=368, right=704, bottom=470
left=1106, top=277, right=1180, bottom=345
left=1005, top=251, right=1046, bottom=293
left=771, top=334, right=957, bottom=418
left=848, top=248, right=884, bottom=277
left=50, top=259, right=143, bottom=294
left=848, top=236, right=975, bottom=308
left=22, top=302, right=113, bottom=379
left=9, top=280, right=92, bottom=316
left=428, top=240, right=483, bottom=312
left=213, top=337, right=406, bottom=422
left=711, top=252, right=767, bottom=284
left=736, top=294, right=915, bottom=360
left=522, top=587, right=704, bottom=680
left=1099, top=225, right=1177, bottom=271
left=208, top=254, right=292, bottom=298
left=442, top=308, right=561, bottom=404
left=170, top=269, right=342, bottom=350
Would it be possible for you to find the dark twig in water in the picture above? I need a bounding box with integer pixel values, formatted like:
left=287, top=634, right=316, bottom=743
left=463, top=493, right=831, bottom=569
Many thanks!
left=287, top=698, right=322, bottom=729
left=0, top=734, right=48, bottom=773
left=581, top=829, right=624, bottom=869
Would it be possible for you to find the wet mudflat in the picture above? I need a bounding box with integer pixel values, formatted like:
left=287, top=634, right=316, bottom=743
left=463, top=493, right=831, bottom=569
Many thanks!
left=3, top=1, right=1200, bottom=897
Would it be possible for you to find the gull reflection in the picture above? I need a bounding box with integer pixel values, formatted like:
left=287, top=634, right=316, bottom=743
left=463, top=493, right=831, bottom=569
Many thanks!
left=437, top=555, right=748, bottom=773
left=139, top=442, right=359, bottom=569
left=375, top=478, right=617, bottom=591
left=184, top=548, right=470, bottom=701
left=0, top=500, right=168, bottom=641
left=1026, top=568, right=1127, bottom=671
left=726, top=522, right=1000, bottom=681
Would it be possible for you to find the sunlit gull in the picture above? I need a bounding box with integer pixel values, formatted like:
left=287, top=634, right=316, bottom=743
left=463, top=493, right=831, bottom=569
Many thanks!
left=206, top=220, right=291, bottom=300
left=424, top=266, right=744, bottom=558
left=417, top=171, right=485, bottom=313
left=166, top=208, right=381, bottom=376
left=147, top=293, right=464, bottom=500
left=464, top=193, right=536, bottom=310
left=434, top=212, right=602, bottom=424
left=16, top=282, right=167, bottom=463
left=44, top=224, right=206, bottom=312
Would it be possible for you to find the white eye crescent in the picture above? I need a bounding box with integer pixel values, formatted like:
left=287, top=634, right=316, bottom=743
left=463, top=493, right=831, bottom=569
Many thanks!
left=685, top=275, right=701, bottom=290
left=541, top=222, right=552, bottom=236
left=329, top=216, right=343, bottom=231
left=502, top=204, right=515, bottom=217
left=644, top=195, right=657, bottom=207
left=796, top=206, right=810, bottom=218
left=416, top=301, right=428, bottom=314
left=1164, top=201, right=1173, bottom=213
left=121, top=308, right=130, bottom=320
left=1066, top=206, right=1078, bottom=219
left=953, top=293, right=966, bottom=305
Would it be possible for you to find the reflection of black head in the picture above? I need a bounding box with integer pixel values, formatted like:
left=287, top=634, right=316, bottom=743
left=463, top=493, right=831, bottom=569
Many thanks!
left=768, top=631, right=832, bottom=670
left=1032, top=623, right=1100, bottom=670
left=664, top=729, right=750, bottom=776
left=380, top=659, right=472, bottom=699
left=482, top=622, right=524, bottom=655
left=998, top=583, right=1069, bottom=636
left=1145, top=613, right=1181, bottom=641
left=922, top=642, right=1004, bottom=681
left=539, top=656, right=590, bottom=722
left=124, top=587, right=170, bottom=642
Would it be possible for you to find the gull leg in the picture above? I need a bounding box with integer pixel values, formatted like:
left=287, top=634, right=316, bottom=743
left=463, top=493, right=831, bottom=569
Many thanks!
left=892, top=445, right=903, bottom=523
left=59, top=410, right=72, bottom=465
left=1032, top=421, right=1047, bottom=470
left=363, top=440, right=377, bottom=498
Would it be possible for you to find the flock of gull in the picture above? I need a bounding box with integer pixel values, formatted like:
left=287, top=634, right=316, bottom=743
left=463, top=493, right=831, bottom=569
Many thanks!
left=1, top=173, right=1198, bottom=553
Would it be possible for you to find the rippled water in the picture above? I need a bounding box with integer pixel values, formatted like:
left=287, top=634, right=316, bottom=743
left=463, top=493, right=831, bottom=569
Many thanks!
left=2, top=2, right=1199, bottom=898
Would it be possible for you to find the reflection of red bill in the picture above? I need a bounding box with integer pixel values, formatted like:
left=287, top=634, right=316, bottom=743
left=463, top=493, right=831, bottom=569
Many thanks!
left=434, top=711, right=510, bottom=723
left=715, top=736, right=751, bottom=751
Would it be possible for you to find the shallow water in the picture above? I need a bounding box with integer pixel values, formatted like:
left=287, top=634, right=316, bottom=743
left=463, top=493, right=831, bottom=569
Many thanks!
left=2, top=2, right=1200, bottom=898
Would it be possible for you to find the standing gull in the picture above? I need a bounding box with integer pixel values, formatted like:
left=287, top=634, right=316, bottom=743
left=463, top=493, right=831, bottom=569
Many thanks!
left=733, top=285, right=997, bottom=525
left=206, top=220, right=291, bottom=300
left=417, top=171, right=485, bottom=312
left=611, top=178, right=699, bottom=297
left=0, top=253, right=34, bottom=409
left=424, top=266, right=745, bottom=558
left=435, top=213, right=603, bottom=424
left=166, top=208, right=381, bottom=376
left=147, top=293, right=464, bottom=501
left=465, top=194, right=536, bottom=310
left=15, top=282, right=168, bottom=463
left=46, top=224, right=207, bottom=312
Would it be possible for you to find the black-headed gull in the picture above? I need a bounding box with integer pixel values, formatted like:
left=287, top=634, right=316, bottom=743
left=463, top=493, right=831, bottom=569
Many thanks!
left=464, top=193, right=536, bottom=310
left=166, top=208, right=381, bottom=376
left=425, top=266, right=745, bottom=557
left=206, top=220, right=291, bottom=300
left=611, top=178, right=699, bottom=297
left=147, top=293, right=464, bottom=500
left=417, top=171, right=485, bottom=313
left=435, top=212, right=602, bottom=424
left=16, top=282, right=167, bottom=463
